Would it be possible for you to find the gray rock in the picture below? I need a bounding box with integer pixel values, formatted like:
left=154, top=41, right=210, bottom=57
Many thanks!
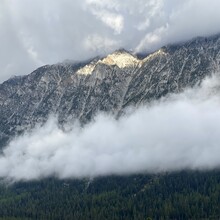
left=1, top=34, right=220, bottom=146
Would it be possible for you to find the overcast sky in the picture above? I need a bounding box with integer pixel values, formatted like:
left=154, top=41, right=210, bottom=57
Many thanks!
left=1, top=0, right=220, bottom=82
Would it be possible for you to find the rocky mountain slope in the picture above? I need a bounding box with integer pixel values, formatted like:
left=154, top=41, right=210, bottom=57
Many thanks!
left=1, top=34, right=220, bottom=146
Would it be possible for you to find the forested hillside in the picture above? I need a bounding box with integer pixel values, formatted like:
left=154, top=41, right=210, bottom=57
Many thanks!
left=0, top=171, right=219, bottom=220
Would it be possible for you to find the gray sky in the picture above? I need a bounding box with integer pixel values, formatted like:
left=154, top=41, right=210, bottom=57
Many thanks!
left=1, top=74, right=220, bottom=181
left=0, top=0, right=220, bottom=82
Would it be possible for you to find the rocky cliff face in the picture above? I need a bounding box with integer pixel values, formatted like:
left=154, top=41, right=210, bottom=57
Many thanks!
left=1, top=34, right=220, bottom=146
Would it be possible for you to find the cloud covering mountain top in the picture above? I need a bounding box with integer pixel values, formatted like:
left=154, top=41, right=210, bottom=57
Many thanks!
left=1, top=0, right=220, bottom=82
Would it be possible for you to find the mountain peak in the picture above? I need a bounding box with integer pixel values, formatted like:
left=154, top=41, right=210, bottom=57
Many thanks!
left=99, top=49, right=140, bottom=68
left=76, top=49, right=140, bottom=75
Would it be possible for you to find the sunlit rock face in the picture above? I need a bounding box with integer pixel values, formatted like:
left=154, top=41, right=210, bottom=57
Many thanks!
left=1, top=34, right=220, bottom=145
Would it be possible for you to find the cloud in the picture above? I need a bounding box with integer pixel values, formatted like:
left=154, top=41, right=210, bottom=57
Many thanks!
left=1, top=74, right=220, bottom=181
left=84, top=34, right=119, bottom=54
left=85, top=0, right=124, bottom=34
left=1, top=0, right=220, bottom=82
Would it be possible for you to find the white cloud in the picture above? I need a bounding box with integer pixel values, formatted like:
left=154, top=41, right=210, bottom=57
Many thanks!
left=1, top=74, right=220, bottom=181
left=91, top=10, right=124, bottom=34
left=135, top=25, right=168, bottom=52
left=0, top=0, right=220, bottom=82
left=84, top=34, right=119, bottom=53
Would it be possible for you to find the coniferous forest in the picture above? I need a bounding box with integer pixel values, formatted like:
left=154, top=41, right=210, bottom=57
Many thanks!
left=0, top=171, right=219, bottom=220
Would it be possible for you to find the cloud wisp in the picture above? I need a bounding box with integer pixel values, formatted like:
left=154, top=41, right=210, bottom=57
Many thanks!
left=1, top=74, right=220, bottom=181
left=1, top=0, right=220, bottom=82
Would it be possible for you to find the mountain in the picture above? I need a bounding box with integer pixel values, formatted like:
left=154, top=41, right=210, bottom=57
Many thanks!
left=1, top=34, right=220, bottom=146
left=1, top=34, right=220, bottom=219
